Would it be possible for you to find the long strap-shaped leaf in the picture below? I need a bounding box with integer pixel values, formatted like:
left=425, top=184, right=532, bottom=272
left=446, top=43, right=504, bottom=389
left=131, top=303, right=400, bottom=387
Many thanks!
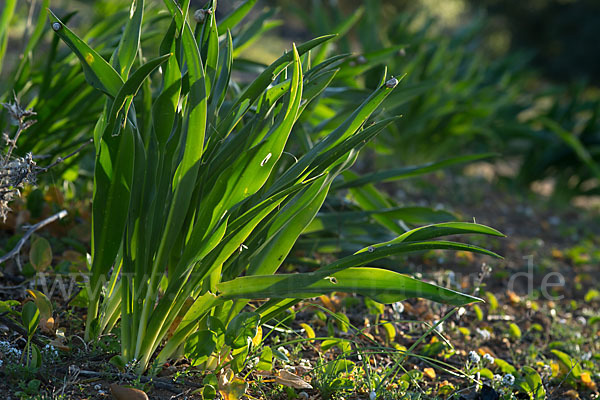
left=135, top=180, right=312, bottom=368
left=89, top=56, right=170, bottom=341
left=88, top=122, right=135, bottom=339
left=112, top=0, right=144, bottom=79
left=48, top=11, right=123, bottom=97
left=268, top=75, right=403, bottom=195
left=0, top=0, right=17, bottom=75
left=218, top=267, right=482, bottom=306
left=217, top=0, right=257, bottom=34
left=214, top=34, right=336, bottom=141
left=135, top=0, right=208, bottom=356
left=103, top=54, right=171, bottom=138
left=355, top=222, right=504, bottom=253
left=194, top=44, right=303, bottom=235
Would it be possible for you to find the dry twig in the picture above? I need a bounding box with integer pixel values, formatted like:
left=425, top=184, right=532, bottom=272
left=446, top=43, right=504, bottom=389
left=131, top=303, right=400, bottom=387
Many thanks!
left=0, top=209, right=68, bottom=267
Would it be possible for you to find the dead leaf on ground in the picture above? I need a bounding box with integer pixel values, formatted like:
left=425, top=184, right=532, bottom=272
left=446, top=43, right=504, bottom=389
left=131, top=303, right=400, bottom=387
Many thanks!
left=580, top=372, right=597, bottom=391
left=423, top=367, right=436, bottom=379
left=219, top=368, right=248, bottom=400
left=477, top=346, right=497, bottom=359
left=506, top=290, right=521, bottom=304
left=563, top=389, right=580, bottom=399
left=275, top=370, right=313, bottom=389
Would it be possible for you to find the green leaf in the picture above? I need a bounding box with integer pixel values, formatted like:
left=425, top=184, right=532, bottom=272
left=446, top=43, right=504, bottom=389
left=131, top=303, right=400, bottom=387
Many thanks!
left=30, top=343, right=42, bottom=369
left=195, top=44, right=303, bottom=233
left=48, top=10, right=123, bottom=96
left=216, top=34, right=335, bottom=139
left=494, top=358, right=517, bottom=375
left=26, top=289, right=53, bottom=326
left=198, top=2, right=219, bottom=93
left=202, top=384, right=217, bottom=400
left=218, top=267, right=482, bottom=305
left=313, top=10, right=363, bottom=64
left=154, top=293, right=220, bottom=366
left=328, top=240, right=501, bottom=276
left=0, top=300, right=19, bottom=315
left=272, top=347, right=289, bottom=362
left=551, top=349, right=582, bottom=379
left=231, top=345, right=249, bottom=373
left=109, top=355, right=128, bottom=371
left=135, top=3, right=209, bottom=354
left=324, top=359, right=355, bottom=377
left=356, top=222, right=504, bottom=254
left=112, top=0, right=144, bottom=78
left=22, top=301, right=40, bottom=337
left=13, top=0, right=49, bottom=81
left=271, top=75, right=403, bottom=194
left=508, top=322, right=522, bottom=339
left=256, top=346, right=273, bottom=371
left=218, top=0, right=258, bottom=34
left=89, top=123, right=135, bottom=301
left=103, top=53, right=171, bottom=138
left=208, top=30, right=233, bottom=119
left=541, top=117, right=600, bottom=181
left=185, top=330, right=217, bottom=366
left=247, top=175, right=330, bottom=276
left=225, top=312, right=260, bottom=349
left=232, top=9, right=282, bottom=57
left=346, top=175, right=401, bottom=234
left=0, top=0, right=17, bottom=74
left=153, top=21, right=180, bottom=147
left=29, top=236, right=52, bottom=271
left=521, top=366, right=546, bottom=400
left=365, top=297, right=385, bottom=315
left=153, top=1, right=207, bottom=273
left=307, top=117, right=400, bottom=177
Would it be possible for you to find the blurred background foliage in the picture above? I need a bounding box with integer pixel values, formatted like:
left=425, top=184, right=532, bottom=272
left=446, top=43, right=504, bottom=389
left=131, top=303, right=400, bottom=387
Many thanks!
left=266, top=0, right=600, bottom=199
left=0, top=0, right=599, bottom=202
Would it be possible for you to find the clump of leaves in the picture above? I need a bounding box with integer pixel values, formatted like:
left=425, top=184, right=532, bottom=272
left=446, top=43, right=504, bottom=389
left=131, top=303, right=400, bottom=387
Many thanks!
left=50, top=0, right=503, bottom=375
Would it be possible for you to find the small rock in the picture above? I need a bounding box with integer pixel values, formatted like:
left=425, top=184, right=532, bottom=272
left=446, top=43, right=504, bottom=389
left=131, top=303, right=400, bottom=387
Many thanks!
left=110, top=384, right=149, bottom=400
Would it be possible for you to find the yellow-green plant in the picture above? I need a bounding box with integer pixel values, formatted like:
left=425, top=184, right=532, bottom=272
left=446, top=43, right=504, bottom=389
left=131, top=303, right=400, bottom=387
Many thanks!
left=50, top=0, right=503, bottom=373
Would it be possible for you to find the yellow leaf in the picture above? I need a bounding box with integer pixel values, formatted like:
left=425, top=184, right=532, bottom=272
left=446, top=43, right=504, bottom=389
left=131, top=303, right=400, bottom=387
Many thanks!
left=550, top=361, right=560, bottom=377
left=393, top=343, right=407, bottom=352
left=423, top=367, right=436, bottom=379
left=381, top=320, right=396, bottom=344
left=27, top=289, right=54, bottom=334
left=563, top=389, right=580, bottom=399
left=437, top=380, right=455, bottom=396
left=319, top=295, right=335, bottom=311
left=300, top=323, right=315, bottom=342
left=218, top=368, right=248, bottom=400
left=456, top=251, right=474, bottom=262
left=506, top=290, right=521, bottom=304
left=580, top=372, right=597, bottom=391
left=252, top=326, right=263, bottom=347
left=551, top=248, right=563, bottom=259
